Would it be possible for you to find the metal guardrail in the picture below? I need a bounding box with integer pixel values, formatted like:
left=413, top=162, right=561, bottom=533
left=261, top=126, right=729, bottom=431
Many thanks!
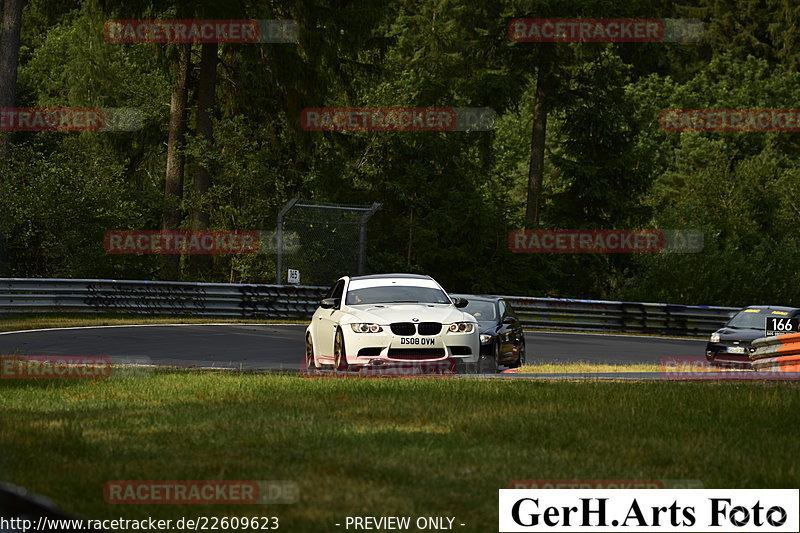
left=502, top=295, right=738, bottom=337
left=751, top=333, right=800, bottom=373
left=0, top=278, right=739, bottom=336
left=0, top=278, right=327, bottom=318
left=752, top=332, right=800, bottom=360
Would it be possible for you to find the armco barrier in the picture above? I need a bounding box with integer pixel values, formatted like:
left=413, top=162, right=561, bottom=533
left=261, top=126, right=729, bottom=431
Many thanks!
left=751, top=333, right=800, bottom=372
left=0, top=278, right=326, bottom=318
left=0, top=278, right=738, bottom=336
left=501, top=295, right=737, bottom=336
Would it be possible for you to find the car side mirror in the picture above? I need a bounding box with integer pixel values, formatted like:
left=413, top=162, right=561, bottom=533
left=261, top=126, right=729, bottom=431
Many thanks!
left=452, top=297, right=469, bottom=308
left=320, top=298, right=339, bottom=309
left=502, top=316, right=517, bottom=325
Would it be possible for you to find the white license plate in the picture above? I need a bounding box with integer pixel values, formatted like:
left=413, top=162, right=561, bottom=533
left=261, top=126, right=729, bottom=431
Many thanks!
left=399, top=337, right=435, bottom=346
left=726, top=346, right=745, bottom=354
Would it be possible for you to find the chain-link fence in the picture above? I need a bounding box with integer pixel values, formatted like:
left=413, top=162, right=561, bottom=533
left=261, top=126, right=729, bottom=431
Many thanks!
left=276, top=199, right=381, bottom=286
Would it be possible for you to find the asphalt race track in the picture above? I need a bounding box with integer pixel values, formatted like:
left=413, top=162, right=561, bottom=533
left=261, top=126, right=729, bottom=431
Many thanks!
left=0, top=325, right=705, bottom=370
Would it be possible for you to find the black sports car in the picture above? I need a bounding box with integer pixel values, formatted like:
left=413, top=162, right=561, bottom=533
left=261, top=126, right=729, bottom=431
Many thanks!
left=706, top=305, right=800, bottom=365
left=450, top=294, right=526, bottom=372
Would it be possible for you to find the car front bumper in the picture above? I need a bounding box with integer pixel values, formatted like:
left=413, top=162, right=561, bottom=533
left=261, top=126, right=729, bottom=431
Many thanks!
left=705, top=342, right=755, bottom=364
left=343, top=327, right=479, bottom=366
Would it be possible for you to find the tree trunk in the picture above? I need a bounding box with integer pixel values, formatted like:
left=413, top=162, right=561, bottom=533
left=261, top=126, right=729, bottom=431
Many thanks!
left=524, top=67, right=549, bottom=227
left=0, top=0, right=24, bottom=164
left=189, top=42, right=217, bottom=278
left=161, top=44, right=191, bottom=280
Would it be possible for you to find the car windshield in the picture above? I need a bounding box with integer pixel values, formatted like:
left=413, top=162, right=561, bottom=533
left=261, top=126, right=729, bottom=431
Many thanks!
left=345, top=285, right=451, bottom=305
left=727, top=310, right=771, bottom=329
left=462, top=300, right=497, bottom=321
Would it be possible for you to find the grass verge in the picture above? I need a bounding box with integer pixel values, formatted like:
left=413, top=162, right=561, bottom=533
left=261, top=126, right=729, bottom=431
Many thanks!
left=0, top=372, right=798, bottom=531
left=518, top=362, right=666, bottom=373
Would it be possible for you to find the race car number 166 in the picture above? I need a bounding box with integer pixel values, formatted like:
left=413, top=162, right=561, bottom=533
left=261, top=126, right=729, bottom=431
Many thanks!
left=765, top=317, right=799, bottom=336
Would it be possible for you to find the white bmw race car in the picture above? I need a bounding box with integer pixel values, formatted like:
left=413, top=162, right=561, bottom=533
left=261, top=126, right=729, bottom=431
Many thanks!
left=305, top=273, right=480, bottom=372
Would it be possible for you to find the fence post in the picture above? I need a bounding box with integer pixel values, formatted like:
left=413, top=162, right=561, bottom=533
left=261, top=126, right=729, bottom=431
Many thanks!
left=276, top=198, right=298, bottom=285
left=358, top=203, right=382, bottom=274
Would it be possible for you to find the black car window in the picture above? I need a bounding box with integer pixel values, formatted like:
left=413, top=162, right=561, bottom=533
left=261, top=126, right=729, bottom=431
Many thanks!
left=502, top=300, right=519, bottom=320
left=327, top=280, right=344, bottom=300
left=461, top=300, right=497, bottom=321
left=727, top=309, right=768, bottom=329
left=498, top=300, right=507, bottom=318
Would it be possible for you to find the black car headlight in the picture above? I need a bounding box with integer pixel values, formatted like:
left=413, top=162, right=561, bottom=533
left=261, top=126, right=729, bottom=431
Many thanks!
left=710, top=333, right=720, bottom=343
left=479, top=334, right=492, bottom=344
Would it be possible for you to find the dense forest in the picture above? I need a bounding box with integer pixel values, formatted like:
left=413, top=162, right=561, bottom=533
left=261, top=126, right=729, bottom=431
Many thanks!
left=1, top=0, right=799, bottom=307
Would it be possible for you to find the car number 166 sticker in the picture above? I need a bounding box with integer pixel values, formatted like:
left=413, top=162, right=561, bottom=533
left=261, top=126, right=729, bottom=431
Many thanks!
left=765, top=317, right=799, bottom=337
left=400, top=338, right=435, bottom=345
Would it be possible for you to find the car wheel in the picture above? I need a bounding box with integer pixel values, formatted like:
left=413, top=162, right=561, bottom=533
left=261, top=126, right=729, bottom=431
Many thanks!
left=333, top=329, right=348, bottom=372
left=515, top=340, right=526, bottom=368
left=305, top=333, right=319, bottom=372
left=477, top=344, right=499, bottom=374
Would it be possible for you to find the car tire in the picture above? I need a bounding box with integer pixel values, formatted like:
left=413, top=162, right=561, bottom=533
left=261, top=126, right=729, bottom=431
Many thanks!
left=515, top=340, right=526, bottom=368
left=305, top=333, right=319, bottom=372
left=453, top=360, right=476, bottom=374
left=477, top=344, right=498, bottom=374
left=333, top=328, right=349, bottom=372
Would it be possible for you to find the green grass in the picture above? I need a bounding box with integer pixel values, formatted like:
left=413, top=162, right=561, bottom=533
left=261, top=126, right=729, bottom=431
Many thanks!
left=519, top=362, right=666, bottom=373
left=0, top=372, right=798, bottom=532
left=0, top=314, right=304, bottom=333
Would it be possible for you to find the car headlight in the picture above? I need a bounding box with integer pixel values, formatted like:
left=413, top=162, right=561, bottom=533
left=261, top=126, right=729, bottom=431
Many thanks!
left=350, top=323, right=383, bottom=333
left=448, top=322, right=475, bottom=334
left=710, top=333, right=720, bottom=343
left=479, top=334, right=492, bottom=344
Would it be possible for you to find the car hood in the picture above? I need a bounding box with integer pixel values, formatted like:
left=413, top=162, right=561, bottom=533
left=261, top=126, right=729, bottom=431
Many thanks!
left=476, top=321, right=498, bottom=334
left=714, top=328, right=764, bottom=343
left=344, top=304, right=473, bottom=325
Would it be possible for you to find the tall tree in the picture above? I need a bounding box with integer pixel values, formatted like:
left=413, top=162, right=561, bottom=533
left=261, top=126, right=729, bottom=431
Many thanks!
left=189, top=42, right=217, bottom=277
left=524, top=65, right=549, bottom=226
left=0, top=0, right=24, bottom=162
left=162, top=44, right=191, bottom=280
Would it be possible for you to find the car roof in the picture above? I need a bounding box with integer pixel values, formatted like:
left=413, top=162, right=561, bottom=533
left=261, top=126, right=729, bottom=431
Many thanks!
left=347, top=273, right=432, bottom=281
left=740, top=305, right=800, bottom=313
